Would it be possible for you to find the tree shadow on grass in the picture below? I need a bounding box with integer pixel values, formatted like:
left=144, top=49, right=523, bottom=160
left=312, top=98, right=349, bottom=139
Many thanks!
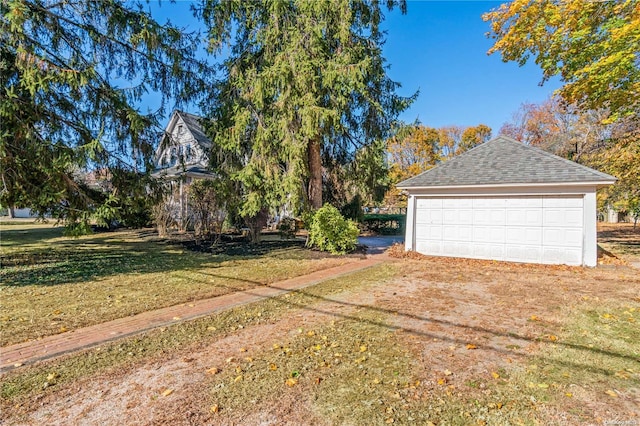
left=0, top=228, right=332, bottom=287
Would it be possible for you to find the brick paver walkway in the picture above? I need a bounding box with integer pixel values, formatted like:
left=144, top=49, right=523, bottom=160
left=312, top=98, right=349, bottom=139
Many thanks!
left=0, top=257, right=384, bottom=373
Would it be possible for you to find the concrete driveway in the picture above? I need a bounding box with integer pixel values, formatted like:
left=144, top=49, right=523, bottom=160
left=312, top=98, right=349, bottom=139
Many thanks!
left=358, top=235, right=404, bottom=254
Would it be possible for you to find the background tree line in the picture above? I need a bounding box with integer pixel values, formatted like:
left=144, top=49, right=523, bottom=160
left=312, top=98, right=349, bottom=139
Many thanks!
left=2, top=0, right=637, bottom=234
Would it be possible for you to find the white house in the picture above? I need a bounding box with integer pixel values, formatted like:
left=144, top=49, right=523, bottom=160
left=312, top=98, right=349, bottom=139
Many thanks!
left=151, top=110, right=215, bottom=223
left=397, top=136, right=616, bottom=267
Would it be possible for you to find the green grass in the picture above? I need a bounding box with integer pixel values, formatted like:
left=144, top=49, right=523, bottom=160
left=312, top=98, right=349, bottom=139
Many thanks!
left=0, top=224, right=354, bottom=346
left=423, top=301, right=640, bottom=425
left=0, top=264, right=398, bottom=403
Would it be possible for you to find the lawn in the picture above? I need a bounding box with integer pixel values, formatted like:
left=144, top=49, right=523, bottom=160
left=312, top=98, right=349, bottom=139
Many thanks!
left=1, top=223, right=638, bottom=425
left=0, top=223, right=358, bottom=346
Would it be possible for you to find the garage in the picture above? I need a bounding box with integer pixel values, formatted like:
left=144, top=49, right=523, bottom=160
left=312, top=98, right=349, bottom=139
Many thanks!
left=398, top=136, right=616, bottom=266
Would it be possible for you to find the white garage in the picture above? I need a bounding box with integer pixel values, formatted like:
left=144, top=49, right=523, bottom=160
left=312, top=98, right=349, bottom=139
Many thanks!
left=398, top=136, right=616, bottom=267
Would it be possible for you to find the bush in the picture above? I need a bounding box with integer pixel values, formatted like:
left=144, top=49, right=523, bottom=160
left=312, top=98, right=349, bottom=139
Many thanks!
left=307, top=204, right=359, bottom=254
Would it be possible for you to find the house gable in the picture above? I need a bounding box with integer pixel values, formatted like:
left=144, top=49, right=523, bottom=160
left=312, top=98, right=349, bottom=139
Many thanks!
left=153, top=111, right=210, bottom=172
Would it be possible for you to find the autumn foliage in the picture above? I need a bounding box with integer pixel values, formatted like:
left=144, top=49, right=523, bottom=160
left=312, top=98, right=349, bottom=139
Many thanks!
left=385, top=123, right=492, bottom=207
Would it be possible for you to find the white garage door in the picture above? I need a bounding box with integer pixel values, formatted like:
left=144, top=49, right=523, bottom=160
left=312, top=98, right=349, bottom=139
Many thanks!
left=414, top=196, right=584, bottom=265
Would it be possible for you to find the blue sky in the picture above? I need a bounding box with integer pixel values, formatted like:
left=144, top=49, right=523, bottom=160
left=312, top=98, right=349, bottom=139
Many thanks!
left=147, top=0, right=562, bottom=136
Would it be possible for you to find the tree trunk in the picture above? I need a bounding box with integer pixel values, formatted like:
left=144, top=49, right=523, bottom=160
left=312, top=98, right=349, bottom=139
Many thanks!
left=307, top=138, right=323, bottom=210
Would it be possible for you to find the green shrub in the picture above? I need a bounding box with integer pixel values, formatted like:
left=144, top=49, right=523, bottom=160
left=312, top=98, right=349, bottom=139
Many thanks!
left=361, top=213, right=405, bottom=235
left=307, top=204, right=359, bottom=254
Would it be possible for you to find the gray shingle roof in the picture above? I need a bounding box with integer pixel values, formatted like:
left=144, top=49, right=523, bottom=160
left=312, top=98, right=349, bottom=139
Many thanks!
left=178, top=111, right=212, bottom=149
left=397, top=135, right=616, bottom=188
left=151, top=164, right=214, bottom=179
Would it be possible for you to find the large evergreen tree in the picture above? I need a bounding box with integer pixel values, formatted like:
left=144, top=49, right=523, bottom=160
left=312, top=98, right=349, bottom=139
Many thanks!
left=199, top=0, right=413, bottom=217
left=1, top=0, right=208, bottom=226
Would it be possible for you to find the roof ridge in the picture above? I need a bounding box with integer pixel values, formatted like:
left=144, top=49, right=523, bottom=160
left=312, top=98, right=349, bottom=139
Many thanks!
left=397, top=135, right=616, bottom=188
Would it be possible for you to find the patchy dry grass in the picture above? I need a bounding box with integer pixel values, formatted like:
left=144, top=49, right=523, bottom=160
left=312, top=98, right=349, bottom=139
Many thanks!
left=0, top=264, right=397, bottom=404
left=1, top=224, right=638, bottom=425
left=599, top=223, right=640, bottom=263
left=0, top=223, right=356, bottom=346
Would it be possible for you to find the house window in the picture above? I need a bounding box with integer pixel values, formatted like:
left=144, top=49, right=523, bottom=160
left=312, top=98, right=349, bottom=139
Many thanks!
left=185, top=144, right=192, bottom=161
left=178, top=125, right=184, bottom=135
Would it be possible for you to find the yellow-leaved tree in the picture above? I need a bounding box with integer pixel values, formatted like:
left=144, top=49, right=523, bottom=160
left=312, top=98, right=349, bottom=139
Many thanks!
left=484, top=0, right=639, bottom=122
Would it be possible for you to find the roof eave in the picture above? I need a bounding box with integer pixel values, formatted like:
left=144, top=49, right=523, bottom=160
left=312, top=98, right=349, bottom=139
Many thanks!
left=397, top=180, right=617, bottom=191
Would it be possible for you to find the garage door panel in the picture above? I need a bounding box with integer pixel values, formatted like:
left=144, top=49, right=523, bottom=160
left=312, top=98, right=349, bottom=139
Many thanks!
left=506, top=209, right=542, bottom=226
left=489, top=209, right=506, bottom=223
left=473, top=198, right=507, bottom=208
left=442, top=225, right=472, bottom=241
left=416, top=209, right=442, bottom=224
left=416, top=240, right=442, bottom=254
left=506, top=227, right=542, bottom=245
left=506, top=198, right=542, bottom=208
left=543, top=227, right=582, bottom=247
left=416, top=225, right=442, bottom=240
left=416, top=198, right=442, bottom=209
left=564, top=209, right=583, bottom=227
left=443, top=198, right=473, bottom=208
left=442, top=242, right=463, bottom=256
left=504, top=244, right=542, bottom=263
left=544, top=197, right=582, bottom=208
left=472, top=243, right=505, bottom=259
left=473, top=226, right=505, bottom=244
left=542, top=246, right=582, bottom=266
left=473, top=209, right=490, bottom=225
left=544, top=209, right=583, bottom=227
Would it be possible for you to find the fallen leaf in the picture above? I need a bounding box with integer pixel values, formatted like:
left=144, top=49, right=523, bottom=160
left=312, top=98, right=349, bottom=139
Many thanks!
left=530, top=315, right=540, bottom=321
left=605, top=389, right=618, bottom=398
left=172, top=316, right=181, bottom=320
left=491, top=372, right=500, bottom=379
left=444, top=369, right=452, bottom=376
left=548, top=335, right=558, bottom=342
left=285, top=378, right=298, bottom=387
left=437, top=378, right=446, bottom=385
left=206, top=367, right=220, bottom=375
left=466, top=344, right=477, bottom=350
left=13, top=363, right=23, bottom=367
left=240, top=347, right=247, bottom=352
left=565, top=392, right=573, bottom=398
left=269, top=363, right=277, bottom=371
left=210, top=404, right=219, bottom=413
left=234, top=375, right=243, bottom=383
left=162, top=389, right=173, bottom=397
